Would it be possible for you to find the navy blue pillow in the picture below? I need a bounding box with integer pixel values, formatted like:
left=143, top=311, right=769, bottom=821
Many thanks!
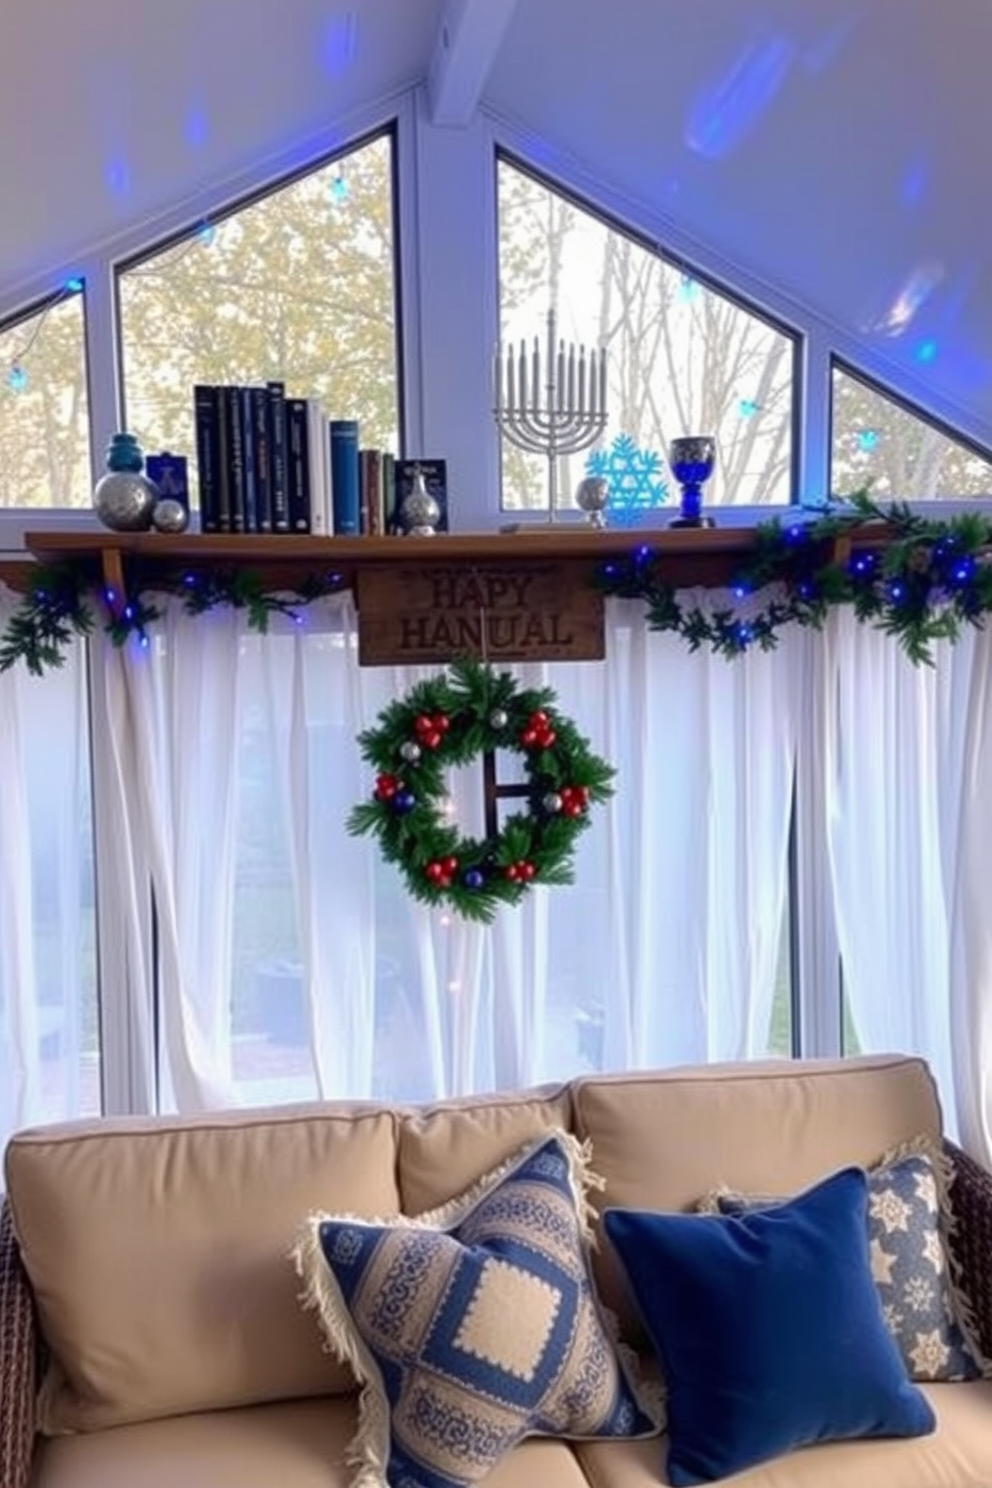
left=604, top=1168, right=935, bottom=1485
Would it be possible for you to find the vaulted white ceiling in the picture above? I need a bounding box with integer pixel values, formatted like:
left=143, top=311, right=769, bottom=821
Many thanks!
left=2, top=0, right=989, bottom=444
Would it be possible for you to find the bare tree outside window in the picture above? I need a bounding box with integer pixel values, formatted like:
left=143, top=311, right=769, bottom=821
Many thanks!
left=496, top=157, right=797, bottom=514
left=0, top=291, right=91, bottom=507
left=831, top=362, right=992, bottom=500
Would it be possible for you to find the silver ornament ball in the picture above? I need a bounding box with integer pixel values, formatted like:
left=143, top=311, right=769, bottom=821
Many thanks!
left=399, top=740, right=422, bottom=763
left=151, top=498, right=190, bottom=534
left=93, top=471, right=160, bottom=532
left=575, top=475, right=610, bottom=529
left=542, top=792, right=563, bottom=813
left=489, top=708, right=509, bottom=730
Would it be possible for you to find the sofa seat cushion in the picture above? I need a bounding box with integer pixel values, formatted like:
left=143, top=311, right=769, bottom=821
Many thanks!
left=5, top=1104, right=401, bottom=1433
left=573, top=1381, right=992, bottom=1488
left=30, top=1398, right=593, bottom=1488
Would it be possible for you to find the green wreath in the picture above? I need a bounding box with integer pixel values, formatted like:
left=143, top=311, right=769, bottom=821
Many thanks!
left=346, top=659, right=615, bottom=924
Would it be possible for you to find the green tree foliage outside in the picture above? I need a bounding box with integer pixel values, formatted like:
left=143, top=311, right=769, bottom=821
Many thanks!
left=0, top=293, right=91, bottom=506
left=119, top=134, right=399, bottom=492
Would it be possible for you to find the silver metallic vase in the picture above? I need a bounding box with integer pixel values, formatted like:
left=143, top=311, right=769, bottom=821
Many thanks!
left=92, top=433, right=160, bottom=532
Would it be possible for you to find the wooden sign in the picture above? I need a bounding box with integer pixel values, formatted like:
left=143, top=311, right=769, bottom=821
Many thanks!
left=356, top=561, right=605, bottom=666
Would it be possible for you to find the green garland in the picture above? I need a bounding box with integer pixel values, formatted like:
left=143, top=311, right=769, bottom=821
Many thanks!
left=4, top=494, right=992, bottom=674
left=0, top=565, right=346, bottom=675
left=346, top=660, right=614, bottom=924
left=596, top=491, right=992, bottom=666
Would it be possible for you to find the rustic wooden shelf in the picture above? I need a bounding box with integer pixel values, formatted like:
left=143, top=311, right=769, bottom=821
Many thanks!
left=23, top=525, right=768, bottom=566
left=10, top=521, right=888, bottom=667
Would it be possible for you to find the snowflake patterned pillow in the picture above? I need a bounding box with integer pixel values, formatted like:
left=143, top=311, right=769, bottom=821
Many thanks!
left=293, top=1131, right=660, bottom=1488
left=699, top=1139, right=989, bottom=1383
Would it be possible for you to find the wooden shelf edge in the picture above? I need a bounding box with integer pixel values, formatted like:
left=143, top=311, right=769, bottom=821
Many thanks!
left=22, top=522, right=895, bottom=569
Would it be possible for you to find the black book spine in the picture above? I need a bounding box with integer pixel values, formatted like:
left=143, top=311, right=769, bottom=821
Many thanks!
left=240, top=386, right=258, bottom=534
left=215, top=387, right=232, bottom=533
left=225, top=385, right=246, bottom=534
left=285, top=398, right=311, bottom=534
left=193, top=384, right=219, bottom=533
left=251, top=387, right=272, bottom=533
left=267, top=381, right=289, bottom=533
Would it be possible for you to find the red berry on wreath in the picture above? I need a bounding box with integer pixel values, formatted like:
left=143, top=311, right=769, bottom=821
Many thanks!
left=442, top=855, right=458, bottom=875
left=539, top=728, right=557, bottom=748
left=505, top=864, right=520, bottom=881
left=519, top=861, right=536, bottom=881
left=530, top=711, right=548, bottom=728
left=414, top=714, right=433, bottom=735
left=374, top=773, right=400, bottom=800
left=433, top=713, right=450, bottom=733
left=521, top=728, right=538, bottom=747
left=425, top=861, right=444, bottom=883
left=423, top=731, right=442, bottom=750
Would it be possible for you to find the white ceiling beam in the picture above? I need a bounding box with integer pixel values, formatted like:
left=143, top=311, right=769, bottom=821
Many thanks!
left=426, top=0, right=520, bottom=127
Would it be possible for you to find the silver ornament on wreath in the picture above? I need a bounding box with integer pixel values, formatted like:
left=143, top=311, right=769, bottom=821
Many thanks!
left=399, top=740, right=422, bottom=763
left=542, top=792, right=563, bottom=813
left=489, top=708, right=509, bottom=730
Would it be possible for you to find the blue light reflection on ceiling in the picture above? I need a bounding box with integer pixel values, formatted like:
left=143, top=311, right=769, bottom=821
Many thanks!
left=686, top=36, right=796, bottom=160
left=104, top=158, right=131, bottom=196
left=320, top=12, right=357, bottom=77
left=900, top=156, right=930, bottom=208
left=185, top=107, right=210, bottom=150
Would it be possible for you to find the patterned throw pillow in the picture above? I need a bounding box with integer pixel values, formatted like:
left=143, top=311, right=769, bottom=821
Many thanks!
left=699, top=1139, right=988, bottom=1383
left=294, top=1131, right=660, bottom=1488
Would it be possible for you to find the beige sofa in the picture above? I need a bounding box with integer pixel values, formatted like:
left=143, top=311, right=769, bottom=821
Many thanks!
left=2, top=1053, right=992, bottom=1488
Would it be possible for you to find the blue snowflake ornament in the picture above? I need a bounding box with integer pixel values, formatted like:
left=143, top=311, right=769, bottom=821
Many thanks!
left=586, top=434, right=670, bottom=526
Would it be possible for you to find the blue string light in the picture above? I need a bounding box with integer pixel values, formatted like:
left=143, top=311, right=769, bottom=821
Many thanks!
left=7, top=365, right=27, bottom=392
left=857, top=429, right=880, bottom=453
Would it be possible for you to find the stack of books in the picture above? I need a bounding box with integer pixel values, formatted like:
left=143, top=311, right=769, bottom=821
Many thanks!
left=193, top=382, right=446, bottom=536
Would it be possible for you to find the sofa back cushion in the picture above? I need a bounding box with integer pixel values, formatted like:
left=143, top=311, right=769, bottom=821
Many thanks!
left=571, top=1054, right=943, bottom=1337
left=4, top=1103, right=400, bottom=1433
left=396, top=1083, right=574, bottom=1215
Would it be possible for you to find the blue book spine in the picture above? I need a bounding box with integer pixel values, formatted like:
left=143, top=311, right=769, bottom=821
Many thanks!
left=329, top=420, right=361, bottom=536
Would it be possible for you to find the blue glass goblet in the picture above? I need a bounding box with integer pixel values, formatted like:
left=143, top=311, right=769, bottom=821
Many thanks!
left=669, top=435, right=716, bottom=528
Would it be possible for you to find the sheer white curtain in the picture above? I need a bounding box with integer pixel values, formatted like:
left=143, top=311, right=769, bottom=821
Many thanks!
left=824, top=609, right=992, bottom=1160
left=0, top=585, right=98, bottom=1164
left=89, top=588, right=803, bottom=1111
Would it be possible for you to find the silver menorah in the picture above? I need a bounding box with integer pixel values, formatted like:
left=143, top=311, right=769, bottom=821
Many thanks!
left=493, top=308, right=608, bottom=521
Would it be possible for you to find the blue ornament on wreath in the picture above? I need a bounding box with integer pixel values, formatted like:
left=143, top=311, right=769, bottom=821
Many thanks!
left=585, top=434, right=670, bottom=527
